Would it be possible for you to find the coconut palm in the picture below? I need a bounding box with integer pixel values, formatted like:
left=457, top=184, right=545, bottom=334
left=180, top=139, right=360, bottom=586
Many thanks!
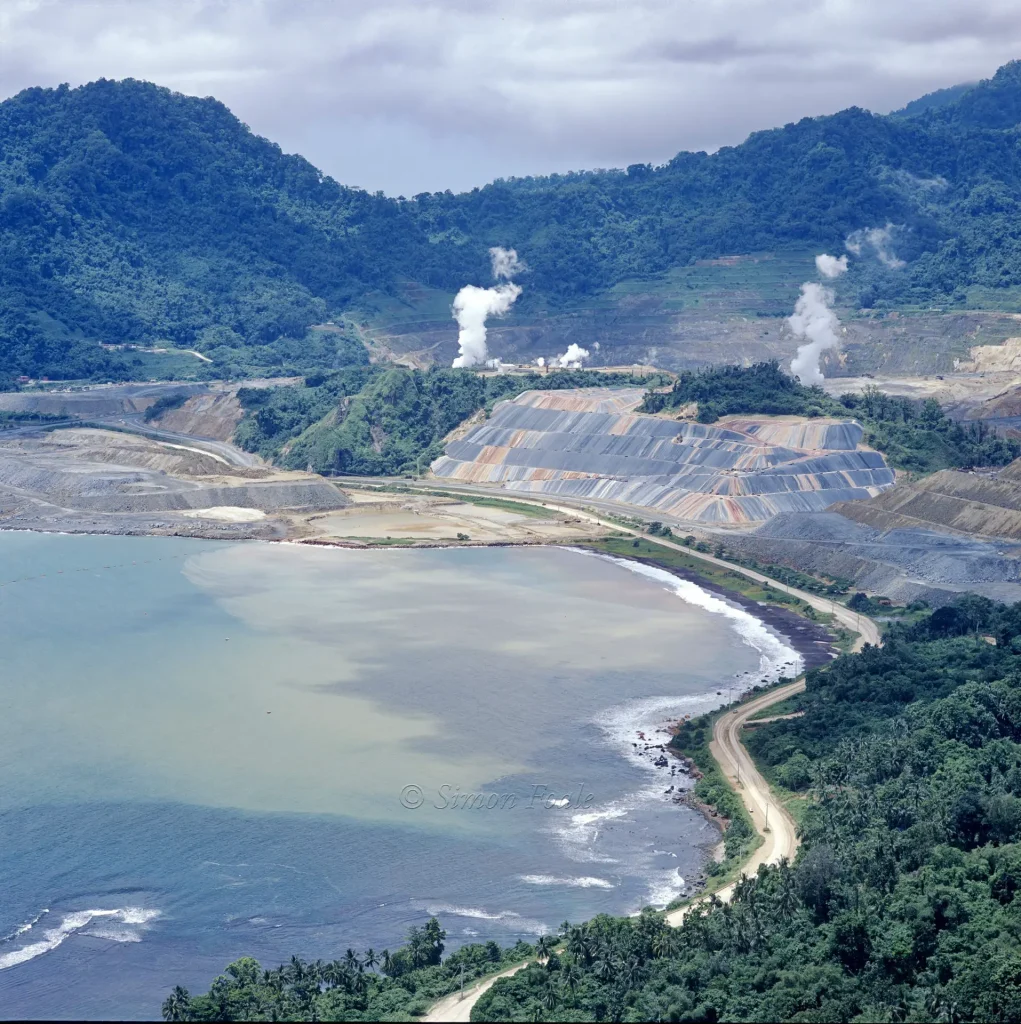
left=363, top=947, right=380, bottom=972
left=566, top=925, right=593, bottom=965
left=652, top=927, right=680, bottom=959
left=543, top=976, right=560, bottom=1011
left=562, top=962, right=583, bottom=1001
left=161, top=986, right=191, bottom=1022
left=535, top=934, right=557, bottom=961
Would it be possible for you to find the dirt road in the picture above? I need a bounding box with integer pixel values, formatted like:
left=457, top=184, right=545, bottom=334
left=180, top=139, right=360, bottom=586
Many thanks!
left=664, top=678, right=804, bottom=926
left=413, top=480, right=882, bottom=1017
left=423, top=962, right=529, bottom=1023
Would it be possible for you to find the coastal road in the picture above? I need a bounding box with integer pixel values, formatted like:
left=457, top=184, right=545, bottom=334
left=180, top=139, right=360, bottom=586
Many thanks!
left=664, top=677, right=806, bottom=927
left=388, top=479, right=883, bottom=1019
left=390, top=478, right=882, bottom=649
left=423, top=962, right=530, bottom=1023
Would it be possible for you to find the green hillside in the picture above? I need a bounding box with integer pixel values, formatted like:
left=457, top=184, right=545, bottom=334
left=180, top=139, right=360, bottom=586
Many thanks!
left=4, top=62, right=1021, bottom=382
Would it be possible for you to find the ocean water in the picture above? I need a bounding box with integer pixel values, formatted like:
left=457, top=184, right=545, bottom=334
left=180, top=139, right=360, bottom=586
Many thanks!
left=0, top=534, right=799, bottom=1019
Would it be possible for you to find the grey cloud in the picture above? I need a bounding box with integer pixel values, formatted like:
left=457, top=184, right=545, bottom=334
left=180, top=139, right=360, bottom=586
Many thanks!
left=0, top=0, right=1018, bottom=194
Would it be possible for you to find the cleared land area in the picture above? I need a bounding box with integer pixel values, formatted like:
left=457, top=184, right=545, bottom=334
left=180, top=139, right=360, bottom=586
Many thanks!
left=433, top=388, right=892, bottom=524
left=297, top=490, right=608, bottom=546
left=0, top=426, right=346, bottom=539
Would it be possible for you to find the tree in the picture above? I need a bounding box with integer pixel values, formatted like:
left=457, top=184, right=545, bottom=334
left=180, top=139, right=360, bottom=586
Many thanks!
left=161, top=986, right=191, bottom=1022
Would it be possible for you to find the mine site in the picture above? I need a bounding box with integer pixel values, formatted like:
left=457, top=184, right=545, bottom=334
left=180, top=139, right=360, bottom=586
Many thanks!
left=10, top=41, right=1021, bottom=1022
left=7, top=322, right=1021, bottom=611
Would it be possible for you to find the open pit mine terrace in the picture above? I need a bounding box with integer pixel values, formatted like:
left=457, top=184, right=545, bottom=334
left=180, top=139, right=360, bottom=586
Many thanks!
left=432, top=388, right=894, bottom=524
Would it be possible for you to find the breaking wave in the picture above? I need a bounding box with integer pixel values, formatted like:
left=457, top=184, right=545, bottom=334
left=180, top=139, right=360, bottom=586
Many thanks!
left=418, top=903, right=549, bottom=936
left=519, top=874, right=615, bottom=889
left=0, top=907, right=161, bottom=970
left=576, top=550, right=802, bottom=683
left=550, top=549, right=802, bottom=909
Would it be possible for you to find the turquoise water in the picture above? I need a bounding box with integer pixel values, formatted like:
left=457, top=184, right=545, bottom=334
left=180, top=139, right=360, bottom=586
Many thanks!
left=0, top=534, right=794, bottom=1019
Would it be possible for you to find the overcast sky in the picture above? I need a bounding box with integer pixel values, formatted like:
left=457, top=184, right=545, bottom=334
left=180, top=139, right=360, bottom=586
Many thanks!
left=1, top=0, right=1018, bottom=195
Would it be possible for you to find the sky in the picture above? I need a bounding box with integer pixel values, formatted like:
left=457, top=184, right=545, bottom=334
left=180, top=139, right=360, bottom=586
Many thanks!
left=1, top=0, right=1019, bottom=196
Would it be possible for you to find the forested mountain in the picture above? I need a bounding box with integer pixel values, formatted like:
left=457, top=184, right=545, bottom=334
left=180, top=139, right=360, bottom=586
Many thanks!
left=4, top=61, right=1021, bottom=381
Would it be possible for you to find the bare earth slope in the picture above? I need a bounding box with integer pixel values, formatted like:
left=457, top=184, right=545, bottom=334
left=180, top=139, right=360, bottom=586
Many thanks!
left=433, top=388, right=893, bottom=525
left=0, top=426, right=347, bottom=538
left=833, top=466, right=1021, bottom=540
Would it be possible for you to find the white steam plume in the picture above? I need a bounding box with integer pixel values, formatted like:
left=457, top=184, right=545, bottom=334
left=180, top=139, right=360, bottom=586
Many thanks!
left=451, top=284, right=522, bottom=368
left=788, top=282, right=841, bottom=386
left=556, top=343, right=590, bottom=368
left=451, top=247, right=524, bottom=369
left=490, top=246, right=524, bottom=280
left=815, top=253, right=848, bottom=278
left=845, top=224, right=905, bottom=269
left=536, top=356, right=545, bottom=367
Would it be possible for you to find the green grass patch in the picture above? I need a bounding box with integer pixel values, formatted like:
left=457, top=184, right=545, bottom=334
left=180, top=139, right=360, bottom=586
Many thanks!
left=425, top=491, right=555, bottom=519
left=579, top=535, right=824, bottom=622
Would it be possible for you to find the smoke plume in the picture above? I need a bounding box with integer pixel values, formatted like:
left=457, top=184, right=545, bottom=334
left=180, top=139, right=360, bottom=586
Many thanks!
left=845, top=224, right=905, bottom=269
left=556, top=343, right=590, bottom=368
left=451, top=247, right=523, bottom=369
left=788, top=282, right=841, bottom=386
left=815, top=253, right=848, bottom=278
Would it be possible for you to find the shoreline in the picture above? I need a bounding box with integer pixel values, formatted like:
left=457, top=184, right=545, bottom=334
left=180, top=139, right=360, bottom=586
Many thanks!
left=1, top=524, right=819, bottom=909
left=632, top=555, right=841, bottom=673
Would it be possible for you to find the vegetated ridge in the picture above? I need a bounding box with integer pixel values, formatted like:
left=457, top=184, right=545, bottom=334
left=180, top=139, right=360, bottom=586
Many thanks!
left=234, top=366, right=665, bottom=476
left=6, top=62, right=1021, bottom=381
left=643, top=361, right=1021, bottom=474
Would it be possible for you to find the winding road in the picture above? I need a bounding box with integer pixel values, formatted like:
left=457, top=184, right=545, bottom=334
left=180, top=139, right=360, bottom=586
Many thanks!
left=413, top=488, right=881, bottom=1019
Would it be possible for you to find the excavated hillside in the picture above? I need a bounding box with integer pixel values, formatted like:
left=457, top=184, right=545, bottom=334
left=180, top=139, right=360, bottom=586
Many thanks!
left=147, top=392, right=244, bottom=441
left=723, top=510, right=1021, bottom=607
left=432, top=388, right=893, bottom=524
left=832, top=465, right=1021, bottom=540
left=0, top=427, right=347, bottom=537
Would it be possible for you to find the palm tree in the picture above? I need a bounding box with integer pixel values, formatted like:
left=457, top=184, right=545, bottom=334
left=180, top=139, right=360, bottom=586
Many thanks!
left=161, top=986, right=191, bottom=1022
left=381, top=948, right=394, bottom=976
left=535, top=934, right=557, bottom=961
left=363, top=947, right=380, bottom=972
left=562, top=963, right=582, bottom=1002
left=593, top=953, right=618, bottom=984
left=321, top=961, right=343, bottom=990
left=543, top=976, right=560, bottom=1011
left=566, top=925, right=593, bottom=965
left=652, top=928, right=680, bottom=959
left=310, top=959, right=327, bottom=987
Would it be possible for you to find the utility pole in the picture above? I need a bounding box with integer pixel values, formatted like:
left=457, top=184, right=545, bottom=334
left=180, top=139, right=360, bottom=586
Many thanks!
left=460, top=962, right=465, bottom=1000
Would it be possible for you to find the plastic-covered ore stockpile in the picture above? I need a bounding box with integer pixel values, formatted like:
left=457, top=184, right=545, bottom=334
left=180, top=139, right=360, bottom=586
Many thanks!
left=432, top=388, right=894, bottom=525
